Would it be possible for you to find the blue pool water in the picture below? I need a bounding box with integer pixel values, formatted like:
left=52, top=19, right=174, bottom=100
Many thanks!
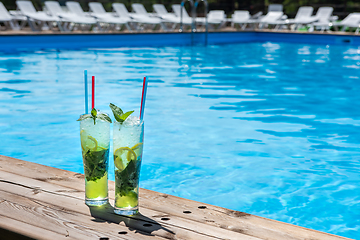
left=1, top=40, right=360, bottom=239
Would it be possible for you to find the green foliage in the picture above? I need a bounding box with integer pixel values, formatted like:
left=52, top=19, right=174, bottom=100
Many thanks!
left=77, top=108, right=111, bottom=125
left=109, top=103, right=134, bottom=124
left=115, top=160, right=140, bottom=196
left=83, top=148, right=109, bottom=182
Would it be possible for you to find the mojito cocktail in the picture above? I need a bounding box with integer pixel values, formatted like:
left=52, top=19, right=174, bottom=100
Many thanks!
left=113, top=116, right=144, bottom=215
left=79, top=111, right=111, bottom=206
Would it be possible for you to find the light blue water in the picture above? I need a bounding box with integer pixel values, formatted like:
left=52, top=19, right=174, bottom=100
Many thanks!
left=1, top=42, right=360, bottom=239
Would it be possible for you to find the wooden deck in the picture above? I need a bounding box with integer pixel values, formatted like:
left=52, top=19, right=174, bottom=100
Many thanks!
left=0, top=155, right=351, bottom=240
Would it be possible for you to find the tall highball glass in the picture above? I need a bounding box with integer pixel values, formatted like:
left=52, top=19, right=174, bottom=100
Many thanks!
left=79, top=116, right=110, bottom=206
left=113, top=116, right=144, bottom=215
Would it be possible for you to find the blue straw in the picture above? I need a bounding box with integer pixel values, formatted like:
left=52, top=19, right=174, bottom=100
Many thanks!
left=84, top=70, right=88, bottom=114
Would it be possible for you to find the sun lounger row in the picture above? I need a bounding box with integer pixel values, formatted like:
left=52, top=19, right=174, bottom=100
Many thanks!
left=0, top=1, right=227, bottom=32
left=1, top=1, right=359, bottom=34
left=231, top=5, right=360, bottom=33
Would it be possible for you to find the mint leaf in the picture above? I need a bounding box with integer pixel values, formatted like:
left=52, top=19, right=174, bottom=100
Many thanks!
left=120, top=111, right=134, bottom=122
left=77, top=114, right=92, bottom=121
left=109, top=103, right=134, bottom=124
left=115, top=159, right=140, bottom=196
left=91, top=108, right=97, bottom=125
left=97, top=113, right=112, bottom=123
left=109, top=103, right=123, bottom=122
left=91, top=108, right=97, bottom=117
left=78, top=108, right=111, bottom=125
left=83, top=148, right=109, bottom=182
left=109, top=103, right=123, bottom=114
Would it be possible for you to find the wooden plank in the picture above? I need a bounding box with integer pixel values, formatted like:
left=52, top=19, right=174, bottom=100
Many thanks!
left=0, top=155, right=352, bottom=240
left=0, top=215, right=67, bottom=240
left=0, top=191, right=163, bottom=240
left=0, top=170, right=260, bottom=240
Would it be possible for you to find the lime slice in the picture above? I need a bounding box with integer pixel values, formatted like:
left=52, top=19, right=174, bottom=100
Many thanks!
left=81, top=131, right=98, bottom=152
left=114, top=147, right=136, bottom=170
left=80, top=130, right=86, bottom=151
left=131, top=143, right=143, bottom=159
left=86, top=136, right=98, bottom=151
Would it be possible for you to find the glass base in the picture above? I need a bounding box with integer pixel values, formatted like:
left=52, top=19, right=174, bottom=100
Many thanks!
left=114, top=207, right=138, bottom=216
left=85, top=198, right=108, bottom=206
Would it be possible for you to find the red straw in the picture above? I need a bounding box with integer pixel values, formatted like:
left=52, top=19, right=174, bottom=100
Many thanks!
left=92, top=76, right=95, bottom=109
left=139, top=76, right=148, bottom=120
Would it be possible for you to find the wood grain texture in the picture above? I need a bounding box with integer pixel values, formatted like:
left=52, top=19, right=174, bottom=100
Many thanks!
left=0, top=155, right=353, bottom=240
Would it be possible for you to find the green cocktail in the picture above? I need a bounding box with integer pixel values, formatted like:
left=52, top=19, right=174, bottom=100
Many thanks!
left=110, top=103, right=144, bottom=215
left=78, top=109, right=111, bottom=206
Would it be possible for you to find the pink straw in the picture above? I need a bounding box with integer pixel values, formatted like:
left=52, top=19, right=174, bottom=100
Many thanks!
left=92, top=76, right=95, bottom=109
left=139, top=76, right=148, bottom=121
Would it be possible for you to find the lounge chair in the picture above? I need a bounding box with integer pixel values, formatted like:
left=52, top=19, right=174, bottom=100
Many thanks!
left=65, top=1, right=100, bottom=31
left=112, top=3, right=153, bottom=31
left=196, top=10, right=227, bottom=29
left=131, top=3, right=167, bottom=31
left=307, top=7, right=334, bottom=32
left=231, top=10, right=251, bottom=30
left=257, top=11, right=284, bottom=29
left=45, top=1, right=97, bottom=32
left=268, top=4, right=283, bottom=12
left=276, top=6, right=314, bottom=30
left=153, top=4, right=181, bottom=25
left=0, top=2, right=21, bottom=30
left=153, top=4, right=177, bottom=20
left=88, top=2, right=131, bottom=31
left=330, top=13, right=360, bottom=33
left=172, top=4, right=194, bottom=30
left=111, top=3, right=138, bottom=27
left=251, top=11, right=263, bottom=20
left=16, top=0, right=59, bottom=31
left=153, top=4, right=192, bottom=31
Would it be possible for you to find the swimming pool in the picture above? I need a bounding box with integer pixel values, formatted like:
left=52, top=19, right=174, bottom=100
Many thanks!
left=1, top=33, right=359, bottom=239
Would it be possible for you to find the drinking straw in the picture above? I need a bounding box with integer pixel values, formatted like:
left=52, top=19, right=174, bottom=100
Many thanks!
left=84, top=70, right=88, bottom=114
left=92, top=76, right=95, bottom=109
left=139, top=76, right=148, bottom=121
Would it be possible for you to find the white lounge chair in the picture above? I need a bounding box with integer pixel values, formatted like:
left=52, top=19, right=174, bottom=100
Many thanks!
left=16, top=0, right=59, bottom=31
left=111, top=3, right=137, bottom=26
left=112, top=3, right=152, bottom=31
left=153, top=4, right=191, bottom=30
left=257, top=11, right=284, bottom=29
left=268, top=4, right=283, bottom=12
left=131, top=3, right=167, bottom=31
left=276, top=6, right=314, bottom=30
left=65, top=1, right=100, bottom=31
left=153, top=4, right=181, bottom=25
left=307, top=7, right=334, bottom=32
left=0, top=2, right=21, bottom=30
left=153, top=4, right=177, bottom=20
left=88, top=2, right=131, bottom=31
left=251, top=11, right=263, bottom=20
left=45, top=1, right=96, bottom=32
left=331, top=13, right=360, bottom=33
left=172, top=4, right=194, bottom=30
left=153, top=4, right=192, bottom=31
left=196, top=10, right=227, bottom=29
left=231, top=10, right=251, bottom=30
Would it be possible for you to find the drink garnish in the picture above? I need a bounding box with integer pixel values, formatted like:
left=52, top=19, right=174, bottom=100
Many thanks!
left=115, top=159, right=139, bottom=197
left=114, top=147, right=136, bottom=170
left=114, top=143, right=141, bottom=197
left=77, top=108, right=112, bottom=125
left=83, top=147, right=109, bottom=182
left=109, top=103, right=134, bottom=124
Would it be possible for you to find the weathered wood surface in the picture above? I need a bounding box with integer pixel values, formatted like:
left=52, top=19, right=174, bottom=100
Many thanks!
left=0, top=155, right=352, bottom=240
